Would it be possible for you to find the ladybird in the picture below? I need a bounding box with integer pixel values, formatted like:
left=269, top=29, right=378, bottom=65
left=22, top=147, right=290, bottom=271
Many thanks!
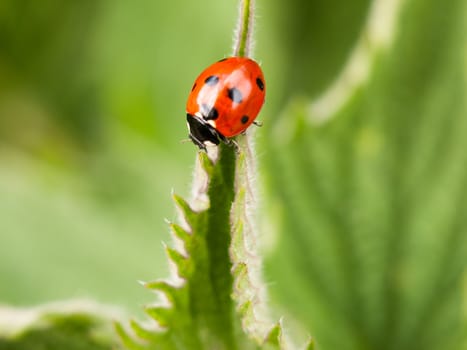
left=186, top=57, right=266, bottom=150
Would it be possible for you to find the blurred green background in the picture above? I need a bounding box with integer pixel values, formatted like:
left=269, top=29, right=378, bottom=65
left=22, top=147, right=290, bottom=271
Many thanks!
left=0, top=0, right=465, bottom=349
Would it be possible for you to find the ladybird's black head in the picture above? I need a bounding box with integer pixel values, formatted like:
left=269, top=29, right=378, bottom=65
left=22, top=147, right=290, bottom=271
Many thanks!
left=186, top=114, right=223, bottom=150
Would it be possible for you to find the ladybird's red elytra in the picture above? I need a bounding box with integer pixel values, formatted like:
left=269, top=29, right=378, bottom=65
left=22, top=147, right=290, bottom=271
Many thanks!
left=186, top=57, right=266, bottom=150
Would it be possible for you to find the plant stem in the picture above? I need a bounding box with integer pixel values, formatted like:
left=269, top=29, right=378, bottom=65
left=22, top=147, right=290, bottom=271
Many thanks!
left=234, top=0, right=254, bottom=57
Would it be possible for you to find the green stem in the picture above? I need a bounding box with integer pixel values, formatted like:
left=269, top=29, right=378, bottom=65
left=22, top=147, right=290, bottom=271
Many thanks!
left=234, top=0, right=254, bottom=57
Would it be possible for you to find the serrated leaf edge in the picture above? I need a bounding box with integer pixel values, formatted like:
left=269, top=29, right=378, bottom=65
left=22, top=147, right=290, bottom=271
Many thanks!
left=117, top=150, right=217, bottom=347
left=230, top=131, right=289, bottom=348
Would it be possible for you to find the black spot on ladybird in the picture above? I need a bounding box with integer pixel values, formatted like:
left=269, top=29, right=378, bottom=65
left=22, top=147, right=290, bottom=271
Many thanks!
left=256, top=77, right=264, bottom=91
left=241, top=115, right=249, bottom=124
left=201, top=104, right=218, bottom=120
left=207, top=107, right=218, bottom=120
left=227, top=87, right=243, bottom=103
left=205, top=75, right=219, bottom=85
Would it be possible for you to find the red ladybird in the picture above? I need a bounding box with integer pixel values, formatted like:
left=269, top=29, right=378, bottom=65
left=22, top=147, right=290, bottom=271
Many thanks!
left=186, top=57, right=266, bottom=150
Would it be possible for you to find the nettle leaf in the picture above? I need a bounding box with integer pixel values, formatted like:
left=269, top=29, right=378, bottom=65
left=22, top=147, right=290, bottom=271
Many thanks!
left=265, top=0, right=466, bottom=349
left=0, top=301, right=121, bottom=350
left=117, top=140, right=293, bottom=350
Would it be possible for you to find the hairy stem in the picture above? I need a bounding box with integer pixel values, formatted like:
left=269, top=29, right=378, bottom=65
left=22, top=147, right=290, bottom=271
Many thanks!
left=233, top=0, right=254, bottom=57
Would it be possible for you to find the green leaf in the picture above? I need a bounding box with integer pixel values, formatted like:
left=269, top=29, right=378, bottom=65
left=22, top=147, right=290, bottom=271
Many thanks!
left=119, top=138, right=287, bottom=349
left=0, top=301, right=121, bottom=350
left=118, top=145, right=247, bottom=349
left=264, top=0, right=467, bottom=349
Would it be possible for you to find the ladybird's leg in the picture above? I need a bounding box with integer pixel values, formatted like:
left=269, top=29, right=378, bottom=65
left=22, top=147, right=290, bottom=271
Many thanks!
left=217, top=131, right=229, bottom=144
left=188, top=133, right=207, bottom=151
left=231, top=138, right=240, bottom=152
left=216, top=133, right=239, bottom=152
left=223, top=136, right=241, bottom=153
left=253, top=120, right=263, bottom=127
